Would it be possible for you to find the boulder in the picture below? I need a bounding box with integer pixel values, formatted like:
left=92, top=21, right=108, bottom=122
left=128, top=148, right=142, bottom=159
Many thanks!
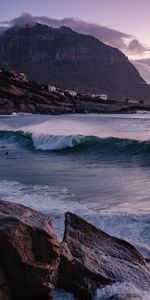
left=0, top=199, right=60, bottom=300
left=0, top=266, right=10, bottom=300
left=58, top=212, right=150, bottom=299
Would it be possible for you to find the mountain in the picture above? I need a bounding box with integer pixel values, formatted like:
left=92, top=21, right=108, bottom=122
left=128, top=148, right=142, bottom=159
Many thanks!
left=0, top=23, right=150, bottom=102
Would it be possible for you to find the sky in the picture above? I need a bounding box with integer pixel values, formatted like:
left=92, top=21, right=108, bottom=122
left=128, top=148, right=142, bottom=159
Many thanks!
left=1, top=0, right=150, bottom=82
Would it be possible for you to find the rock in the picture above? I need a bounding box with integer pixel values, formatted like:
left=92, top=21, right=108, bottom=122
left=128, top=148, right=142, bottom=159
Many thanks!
left=0, top=199, right=60, bottom=300
left=58, top=212, right=150, bottom=299
left=0, top=202, right=149, bottom=300
left=0, top=266, right=10, bottom=300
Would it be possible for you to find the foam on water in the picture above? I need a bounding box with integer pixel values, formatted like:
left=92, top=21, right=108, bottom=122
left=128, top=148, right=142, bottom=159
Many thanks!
left=53, top=289, right=76, bottom=300
left=1, top=128, right=150, bottom=156
left=20, top=116, right=150, bottom=141
left=0, top=112, right=35, bottom=117
left=0, top=179, right=88, bottom=215
left=1, top=111, right=150, bottom=153
left=32, top=134, right=83, bottom=150
left=94, top=282, right=150, bottom=300
left=0, top=179, right=150, bottom=259
left=0, top=113, right=18, bottom=117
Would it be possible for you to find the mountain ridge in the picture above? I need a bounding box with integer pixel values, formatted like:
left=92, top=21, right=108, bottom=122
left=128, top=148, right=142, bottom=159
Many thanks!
left=0, top=23, right=150, bottom=102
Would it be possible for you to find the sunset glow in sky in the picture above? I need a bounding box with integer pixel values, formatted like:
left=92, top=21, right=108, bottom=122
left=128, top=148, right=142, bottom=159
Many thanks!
left=1, top=0, right=150, bottom=81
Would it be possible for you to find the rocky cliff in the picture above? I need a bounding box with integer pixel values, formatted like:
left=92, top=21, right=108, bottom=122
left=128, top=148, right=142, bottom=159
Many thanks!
left=0, top=23, right=150, bottom=102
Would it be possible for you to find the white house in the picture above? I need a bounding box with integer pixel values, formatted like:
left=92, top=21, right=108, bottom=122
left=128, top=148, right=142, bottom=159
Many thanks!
left=65, top=90, right=77, bottom=97
left=91, top=94, right=108, bottom=100
left=128, top=99, right=139, bottom=104
left=48, top=85, right=57, bottom=92
left=17, top=73, right=27, bottom=81
left=91, top=94, right=98, bottom=99
left=99, top=94, right=108, bottom=100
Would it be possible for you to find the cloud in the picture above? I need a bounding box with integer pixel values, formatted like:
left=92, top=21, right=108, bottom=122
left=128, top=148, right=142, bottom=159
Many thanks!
left=132, top=60, right=150, bottom=84
left=0, top=12, right=148, bottom=55
left=136, top=58, right=150, bottom=66
left=128, top=39, right=148, bottom=54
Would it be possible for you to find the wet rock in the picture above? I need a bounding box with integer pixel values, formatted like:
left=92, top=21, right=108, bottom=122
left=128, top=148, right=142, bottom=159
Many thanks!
left=0, top=199, right=60, bottom=300
left=58, top=212, right=150, bottom=299
left=0, top=266, right=10, bottom=300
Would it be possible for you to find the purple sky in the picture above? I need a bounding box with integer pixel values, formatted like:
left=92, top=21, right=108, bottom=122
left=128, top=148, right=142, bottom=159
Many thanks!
left=1, top=0, right=150, bottom=45
left=1, top=0, right=150, bottom=54
left=1, top=0, right=150, bottom=82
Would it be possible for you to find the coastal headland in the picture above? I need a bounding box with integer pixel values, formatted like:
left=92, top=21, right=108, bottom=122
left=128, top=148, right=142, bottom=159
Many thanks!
left=0, top=69, right=149, bottom=116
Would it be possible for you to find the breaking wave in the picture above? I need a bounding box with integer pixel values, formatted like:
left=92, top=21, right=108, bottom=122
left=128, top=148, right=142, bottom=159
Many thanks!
left=1, top=129, right=150, bottom=155
left=94, top=282, right=150, bottom=300
left=0, top=130, right=33, bottom=148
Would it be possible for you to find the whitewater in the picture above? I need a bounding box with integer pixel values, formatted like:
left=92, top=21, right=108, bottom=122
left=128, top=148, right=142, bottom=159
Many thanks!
left=0, top=112, right=150, bottom=299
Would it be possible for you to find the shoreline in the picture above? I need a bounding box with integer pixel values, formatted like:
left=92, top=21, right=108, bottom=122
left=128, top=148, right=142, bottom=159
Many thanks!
left=1, top=70, right=150, bottom=116
left=1, top=100, right=149, bottom=116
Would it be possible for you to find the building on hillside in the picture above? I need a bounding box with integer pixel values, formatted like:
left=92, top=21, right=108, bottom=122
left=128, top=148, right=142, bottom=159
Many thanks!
left=13, top=72, right=28, bottom=81
left=99, top=94, right=108, bottom=100
left=91, top=94, right=108, bottom=100
left=126, top=99, right=140, bottom=104
left=65, top=90, right=77, bottom=97
left=48, top=85, right=57, bottom=92
left=17, top=73, right=27, bottom=81
left=11, top=71, right=18, bottom=78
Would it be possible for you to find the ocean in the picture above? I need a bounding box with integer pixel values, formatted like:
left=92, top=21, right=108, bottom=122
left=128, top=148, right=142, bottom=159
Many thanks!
left=0, top=112, right=150, bottom=299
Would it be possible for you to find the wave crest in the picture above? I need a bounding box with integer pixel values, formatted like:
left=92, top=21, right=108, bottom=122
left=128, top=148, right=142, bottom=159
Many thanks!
left=0, top=129, right=150, bottom=155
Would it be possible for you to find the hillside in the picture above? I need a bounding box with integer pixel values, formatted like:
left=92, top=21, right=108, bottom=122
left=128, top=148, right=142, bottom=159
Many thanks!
left=0, top=69, right=149, bottom=115
left=0, top=23, right=150, bottom=102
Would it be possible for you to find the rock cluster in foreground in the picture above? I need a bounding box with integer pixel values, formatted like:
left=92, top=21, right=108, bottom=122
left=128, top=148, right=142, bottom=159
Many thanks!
left=0, top=199, right=149, bottom=300
left=0, top=200, right=60, bottom=300
left=58, top=213, right=150, bottom=299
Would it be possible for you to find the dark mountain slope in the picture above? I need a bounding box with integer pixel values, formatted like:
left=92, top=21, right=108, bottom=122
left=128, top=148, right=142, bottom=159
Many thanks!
left=0, top=23, right=150, bottom=102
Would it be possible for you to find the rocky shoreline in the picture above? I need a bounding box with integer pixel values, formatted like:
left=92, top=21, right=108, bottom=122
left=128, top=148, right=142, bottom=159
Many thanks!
left=0, top=199, right=149, bottom=300
left=0, top=70, right=150, bottom=116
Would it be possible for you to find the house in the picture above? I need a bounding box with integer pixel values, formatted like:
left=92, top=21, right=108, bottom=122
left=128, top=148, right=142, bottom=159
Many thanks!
left=99, top=94, right=108, bottom=100
left=91, top=94, right=98, bottom=99
left=64, top=90, right=77, bottom=97
left=91, top=94, right=108, bottom=100
left=48, top=85, right=57, bottom=92
left=11, top=71, right=18, bottom=78
left=13, top=72, right=28, bottom=81
left=17, top=73, right=27, bottom=81
left=127, top=99, right=140, bottom=104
